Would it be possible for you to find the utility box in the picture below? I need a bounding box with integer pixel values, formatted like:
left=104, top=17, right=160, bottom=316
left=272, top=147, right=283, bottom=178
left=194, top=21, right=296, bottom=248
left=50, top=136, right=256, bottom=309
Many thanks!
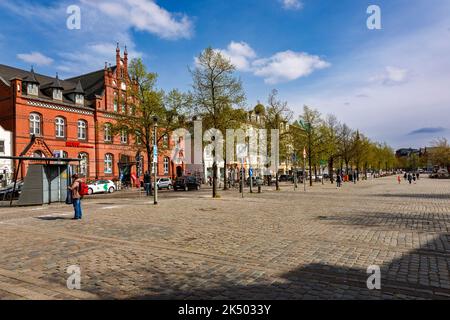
left=17, top=164, right=69, bottom=206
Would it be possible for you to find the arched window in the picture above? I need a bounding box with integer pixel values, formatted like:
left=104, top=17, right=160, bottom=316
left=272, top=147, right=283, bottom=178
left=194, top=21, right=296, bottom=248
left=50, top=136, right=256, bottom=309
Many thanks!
left=55, top=117, right=65, bottom=138
left=163, top=134, right=169, bottom=147
left=121, top=94, right=126, bottom=113
left=120, top=130, right=128, bottom=144
left=164, top=157, right=170, bottom=174
left=78, top=152, right=88, bottom=177
left=104, top=153, right=113, bottom=174
left=29, top=113, right=41, bottom=136
left=77, top=120, right=87, bottom=140
left=104, top=123, right=112, bottom=142
left=113, top=92, right=118, bottom=112
left=32, top=150, right=45, bottom=158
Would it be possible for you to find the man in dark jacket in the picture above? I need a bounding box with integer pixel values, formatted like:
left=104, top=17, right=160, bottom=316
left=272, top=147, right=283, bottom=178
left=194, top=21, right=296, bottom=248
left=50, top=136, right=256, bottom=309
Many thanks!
left=144, top=171, right=152, bottom=196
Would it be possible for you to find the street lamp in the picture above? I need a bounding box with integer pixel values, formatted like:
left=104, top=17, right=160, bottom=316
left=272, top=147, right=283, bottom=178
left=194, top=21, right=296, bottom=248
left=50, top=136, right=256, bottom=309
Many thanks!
left=153, top=116, right=159, bottom=205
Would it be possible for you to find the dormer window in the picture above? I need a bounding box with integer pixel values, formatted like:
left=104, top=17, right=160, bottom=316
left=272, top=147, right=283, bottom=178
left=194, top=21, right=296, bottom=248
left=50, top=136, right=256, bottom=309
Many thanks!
left=27, top=83, right=39, bottom=96
left=75, top=94, right=84, bottom=105
left=53, top=88, right=62, bottom=100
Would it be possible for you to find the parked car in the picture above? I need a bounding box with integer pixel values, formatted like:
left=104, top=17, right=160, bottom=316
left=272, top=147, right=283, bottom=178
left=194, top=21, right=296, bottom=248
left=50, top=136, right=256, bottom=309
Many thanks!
left=0, top=181, right=23, bottom=200
left=87, top=180, right=116, bottom=195
left=157, top=177, right=172, bottom=190
left=278, top=174, right=294, bottom=182
left=246, top=176, right=264, bottom=186
left=174, top=176, right=201, bottom=191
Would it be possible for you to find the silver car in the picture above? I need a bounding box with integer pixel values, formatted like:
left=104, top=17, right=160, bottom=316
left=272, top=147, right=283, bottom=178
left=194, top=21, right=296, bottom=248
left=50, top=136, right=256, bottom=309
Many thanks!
left=157, top=178, right=172, bottom=190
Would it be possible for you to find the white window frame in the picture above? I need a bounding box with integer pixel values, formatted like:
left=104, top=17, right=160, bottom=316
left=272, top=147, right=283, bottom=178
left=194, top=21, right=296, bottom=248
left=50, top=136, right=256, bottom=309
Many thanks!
left=79, top=152, right=88, bottom=176
left=121, top=94, right=126, bottom=113
left=104, top=153, right=113, bottom=174
left=113, top=92, right=118, bottom=112
left=120, top=130, right=128, bottom=144
left=27, top=83, right=38, bottom=96
left=77, top=120, right=87, bottom=140
left=55, top=117, right=65, bottom=138
left=163, top=157, right=169, bottom=174
left=104, top=124, right=112, bottom=142
left=29, top=113, right=41, bottom=136
left=75, top=94, right=84, bottom=105
left=53, top=89, right=62, bottom=100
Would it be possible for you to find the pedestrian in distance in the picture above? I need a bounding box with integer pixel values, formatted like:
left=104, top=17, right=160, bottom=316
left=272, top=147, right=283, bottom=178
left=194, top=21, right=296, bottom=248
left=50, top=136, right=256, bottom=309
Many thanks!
left=416, top=172, right=420, bottom=180
left=397, top=175, right=401, bottom=184
left=144, top=171, right=151, bottom=196
left=336, top=172, right=342, bottom=188
left=404, top=172, right=407, bottom=180
left=68, top=173, right=83, bottom=220
left=408, top=173, right=413, bottom=184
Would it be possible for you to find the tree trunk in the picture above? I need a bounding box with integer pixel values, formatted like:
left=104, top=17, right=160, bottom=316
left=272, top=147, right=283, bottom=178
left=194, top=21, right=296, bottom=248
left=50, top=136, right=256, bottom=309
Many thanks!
left=276, top=171, right=280, bottom=191
left=223, top=156, right=228, bottom=191
left=146, top=146, right=153, bottom=195
left=329, top=157, right=334, bottom=183
left=212, top=160, right=218, bottom=198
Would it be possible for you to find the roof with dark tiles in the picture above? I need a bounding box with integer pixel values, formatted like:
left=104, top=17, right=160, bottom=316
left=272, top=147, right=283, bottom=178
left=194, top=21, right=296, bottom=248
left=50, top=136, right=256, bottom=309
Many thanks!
left=0, top=64, right=114, bottom=108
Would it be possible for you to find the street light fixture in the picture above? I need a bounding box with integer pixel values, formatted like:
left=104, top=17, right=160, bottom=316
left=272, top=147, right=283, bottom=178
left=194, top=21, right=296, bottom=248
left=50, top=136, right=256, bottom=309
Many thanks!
left=153, top=116, right=159, bottom=205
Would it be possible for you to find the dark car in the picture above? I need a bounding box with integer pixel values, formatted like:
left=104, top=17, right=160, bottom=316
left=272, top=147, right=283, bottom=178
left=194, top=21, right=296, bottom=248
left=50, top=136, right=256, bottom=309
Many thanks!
left=174, top=176, right=201, bottom=191
left=278, top=174, right=294, bottom=182
left=0, top=181, right=24, bottom=201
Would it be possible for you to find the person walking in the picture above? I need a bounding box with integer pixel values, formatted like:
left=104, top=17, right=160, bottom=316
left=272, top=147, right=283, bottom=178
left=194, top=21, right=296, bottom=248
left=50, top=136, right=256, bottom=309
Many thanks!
left=416, top=172, right=420, bottom=180
left=336, top=172, right=342, bottom=188
left=143, top=171, right=151, bottom=196
left=68, top=173, right=83, bottom=220
left=397, top=175, right=401, bottom=184
left=353, top=171, right=357, bottom=184
left=407, top=173, right=413, bottom=184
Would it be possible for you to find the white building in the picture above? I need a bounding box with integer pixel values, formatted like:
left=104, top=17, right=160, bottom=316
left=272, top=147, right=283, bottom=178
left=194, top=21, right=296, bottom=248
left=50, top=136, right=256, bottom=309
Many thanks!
left=0, top=125, right=13, bottom=185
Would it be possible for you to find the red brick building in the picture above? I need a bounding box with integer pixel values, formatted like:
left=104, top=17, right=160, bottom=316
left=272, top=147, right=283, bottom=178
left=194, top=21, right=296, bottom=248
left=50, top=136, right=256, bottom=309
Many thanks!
left=0, top=45, right=183, bottom=184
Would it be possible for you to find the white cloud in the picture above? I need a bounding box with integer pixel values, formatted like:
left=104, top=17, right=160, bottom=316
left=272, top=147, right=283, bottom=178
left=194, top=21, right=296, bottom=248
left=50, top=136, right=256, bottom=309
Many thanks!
left=212, top=42, right=329, bottom=84
left=252, top=51, right=330, bottom=84
left=84, top=0, right=193, bottom=40
left=370, top=66, right=409, bottom=85
left=17, top=52, right=54, bottom=66
left=1, top=0, right=192, bottom=76
left=217, top=41, right=256, bottom=71
left=285, top=18, right=450, bottom=149
left=281, top=0, right=303, bottom=10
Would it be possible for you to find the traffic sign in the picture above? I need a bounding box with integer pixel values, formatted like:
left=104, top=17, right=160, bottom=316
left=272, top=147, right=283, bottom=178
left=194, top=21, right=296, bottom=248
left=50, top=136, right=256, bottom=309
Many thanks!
left=249, top=168, right=253, bottom=177
left=153, top=146, right=158, bottom=163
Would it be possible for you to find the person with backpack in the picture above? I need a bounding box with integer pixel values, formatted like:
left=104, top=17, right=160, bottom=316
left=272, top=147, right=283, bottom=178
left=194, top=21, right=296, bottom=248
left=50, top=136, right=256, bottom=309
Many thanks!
left=68, top=173, right=84, bottom=220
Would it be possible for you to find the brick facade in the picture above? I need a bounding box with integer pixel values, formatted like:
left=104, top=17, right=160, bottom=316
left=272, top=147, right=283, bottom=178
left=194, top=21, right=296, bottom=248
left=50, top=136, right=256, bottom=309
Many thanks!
left=0, top=45, right=184, bottom=184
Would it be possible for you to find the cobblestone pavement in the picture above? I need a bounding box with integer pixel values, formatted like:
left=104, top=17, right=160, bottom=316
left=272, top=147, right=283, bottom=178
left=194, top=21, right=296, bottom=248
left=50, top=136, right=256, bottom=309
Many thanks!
left=0, top=177, right=449, bottom=300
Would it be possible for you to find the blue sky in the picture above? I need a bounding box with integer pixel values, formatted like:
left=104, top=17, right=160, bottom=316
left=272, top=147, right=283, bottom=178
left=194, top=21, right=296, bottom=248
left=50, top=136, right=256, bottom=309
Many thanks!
left=0, top=0, right=449, bottom=148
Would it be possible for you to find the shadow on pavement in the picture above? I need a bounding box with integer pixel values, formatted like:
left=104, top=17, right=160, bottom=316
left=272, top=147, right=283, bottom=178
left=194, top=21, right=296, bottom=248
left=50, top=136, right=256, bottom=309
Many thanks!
left=118, top=233, right=450, bottom=300
left=35, top=216, right=72, bottom=221
left=375, top=193, right=450, bottom=200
